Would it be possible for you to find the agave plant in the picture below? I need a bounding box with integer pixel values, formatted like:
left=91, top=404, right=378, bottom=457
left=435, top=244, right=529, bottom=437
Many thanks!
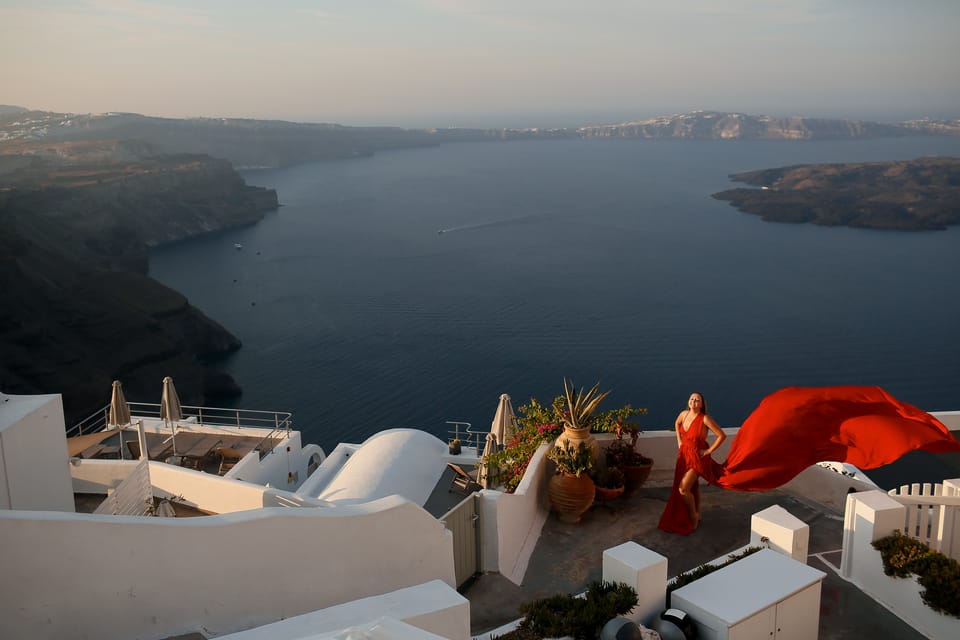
left=560, top=378, right=611, bottom=431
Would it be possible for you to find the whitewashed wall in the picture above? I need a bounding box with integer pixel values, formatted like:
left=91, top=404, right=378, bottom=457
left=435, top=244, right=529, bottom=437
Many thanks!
left=841, top=490, right=960, bottom=640
left=481, top=442, right=553, bottom=583
left=70, top=460, right=328, bottom=512
left=0, top=393, right=74, bottom=512
left=0, top=496, right=455, bottom=640
left=217, top=580, right=469, bottom=640
left=782, top=463, right=879, bottom=513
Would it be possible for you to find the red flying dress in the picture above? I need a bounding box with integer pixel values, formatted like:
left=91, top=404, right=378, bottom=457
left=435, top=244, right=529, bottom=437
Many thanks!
left=658, top=385, right=960, bottom=535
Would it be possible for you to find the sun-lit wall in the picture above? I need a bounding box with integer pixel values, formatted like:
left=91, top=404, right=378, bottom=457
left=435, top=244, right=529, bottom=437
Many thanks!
left=841, top=489, right=960, bottom=640
left=0, top=393, right=74, bottom=512
left=0, top=496, right=455, bottom=640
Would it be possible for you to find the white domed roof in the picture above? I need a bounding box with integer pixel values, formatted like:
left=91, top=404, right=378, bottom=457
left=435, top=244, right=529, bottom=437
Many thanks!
left=315, top=429, right=447, bottom=506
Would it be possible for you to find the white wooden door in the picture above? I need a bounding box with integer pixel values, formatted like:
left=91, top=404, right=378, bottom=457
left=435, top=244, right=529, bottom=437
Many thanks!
left=772, top=584, right=821, bottom=640
left=727, top=606, right=774, bottom=640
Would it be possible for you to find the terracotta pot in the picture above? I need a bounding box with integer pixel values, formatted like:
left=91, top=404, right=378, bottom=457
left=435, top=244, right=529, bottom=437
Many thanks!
left=555, top=426, right=600, bottom=464
left=548, top=472, right=595, bottom=523
left=594, top=484, right=625, bottom=502
left=621, top=461, right=653, bottom=495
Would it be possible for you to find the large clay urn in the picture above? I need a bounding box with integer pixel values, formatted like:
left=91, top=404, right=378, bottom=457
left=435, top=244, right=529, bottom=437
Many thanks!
left=555, top=427, right=600, bottom=465
left=548, top=472, right=595, bottom=523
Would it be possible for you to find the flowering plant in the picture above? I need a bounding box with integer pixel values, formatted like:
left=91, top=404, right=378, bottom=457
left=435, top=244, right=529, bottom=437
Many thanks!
left=481, top=392, right=647, bottom=493
left=483, top=404, right=560, bottom=493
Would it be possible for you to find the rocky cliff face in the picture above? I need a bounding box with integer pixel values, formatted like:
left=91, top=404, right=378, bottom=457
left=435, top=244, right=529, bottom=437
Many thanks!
left=575, top=111, right=920, bottom=140
left=4, top=110, right=957, bottom=170
left=0, top=152, right=278, bottom=424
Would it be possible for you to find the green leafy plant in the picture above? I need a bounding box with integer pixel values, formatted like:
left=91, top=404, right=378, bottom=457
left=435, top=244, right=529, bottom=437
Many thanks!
left=560, top=379, right=611, bottom=430
left=605, top=420, right=652, bottom=467
left=872, top=531, right=960, bottom=617
left=548, top=440, right=594, bottom=477
left=492, top=580, right=638, bottom=640
left=591, top=465, right=625, bottom=489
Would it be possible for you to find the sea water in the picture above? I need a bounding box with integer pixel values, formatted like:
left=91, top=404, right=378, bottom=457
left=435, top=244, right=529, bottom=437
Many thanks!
left=150, top=136, right=960, bottom=452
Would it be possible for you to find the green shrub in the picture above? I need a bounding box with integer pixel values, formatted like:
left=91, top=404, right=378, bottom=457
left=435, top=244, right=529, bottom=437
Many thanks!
left=667, top=546, right=764, bottom=597
left=492, top=580, right=638, bottom=640
left=872, top=531, right=960, bottom=618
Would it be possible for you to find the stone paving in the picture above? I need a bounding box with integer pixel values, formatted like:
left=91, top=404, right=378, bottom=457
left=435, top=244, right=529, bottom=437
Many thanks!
left=463, top=483, right=930, bottom=640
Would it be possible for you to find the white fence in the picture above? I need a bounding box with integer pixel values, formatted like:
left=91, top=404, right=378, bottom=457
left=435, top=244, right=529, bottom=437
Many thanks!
left=887, top=479, right=960, bottom=561
left=841, top=489, right=960, bottom=640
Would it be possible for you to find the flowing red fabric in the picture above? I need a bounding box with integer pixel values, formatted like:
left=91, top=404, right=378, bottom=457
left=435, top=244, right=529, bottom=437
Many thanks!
left=658, top=385, right=960, bottom=534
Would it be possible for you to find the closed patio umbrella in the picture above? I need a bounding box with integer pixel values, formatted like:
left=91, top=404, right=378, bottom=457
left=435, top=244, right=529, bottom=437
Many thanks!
left=109, top=379, right=133, bottom=460
left=108, top=380, right=132, bottom=427
left=490, top=393, right=518, bottom=448
left=477, top=433, right=499, bottom=489
left=160, top=376, right=183, bottom=455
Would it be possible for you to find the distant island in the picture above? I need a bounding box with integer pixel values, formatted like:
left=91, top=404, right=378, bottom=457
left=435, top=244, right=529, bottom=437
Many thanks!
left=712, top=157, right=960, bottom=231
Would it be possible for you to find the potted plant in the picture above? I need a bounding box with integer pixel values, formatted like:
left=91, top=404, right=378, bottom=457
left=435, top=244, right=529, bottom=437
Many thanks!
left=605, top=419, right=653, bottom=495
left=554, top=378, right=610, bottom=463
left=448, top=438, right=462, bottom=455
left=547, top=440, right=595, bottom=523
left=591, top=465, right=625, bottom=502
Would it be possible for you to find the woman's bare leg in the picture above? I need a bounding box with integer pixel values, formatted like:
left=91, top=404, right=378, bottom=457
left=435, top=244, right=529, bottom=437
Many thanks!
left=678, top=468, right=700, bottom=527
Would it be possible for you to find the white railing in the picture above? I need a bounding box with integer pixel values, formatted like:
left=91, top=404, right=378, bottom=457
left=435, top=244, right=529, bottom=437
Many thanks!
left=446, top=421, right=486, bottom=451
left=67, top=402, right=293, bottom=438
left=887, top=481, right=960, bottom=561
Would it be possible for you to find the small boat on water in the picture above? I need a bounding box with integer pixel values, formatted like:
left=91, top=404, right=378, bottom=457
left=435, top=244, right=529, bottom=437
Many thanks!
left=234, top=242, right=243, bottom=249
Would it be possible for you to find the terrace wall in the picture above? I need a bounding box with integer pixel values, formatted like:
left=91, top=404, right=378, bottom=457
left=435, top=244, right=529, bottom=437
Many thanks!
left=0, top=496, right=455, bottom=640
left=841, top=490, right=960, bottom=640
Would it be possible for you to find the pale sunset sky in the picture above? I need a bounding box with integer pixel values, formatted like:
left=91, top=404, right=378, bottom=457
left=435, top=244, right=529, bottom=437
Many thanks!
left=1, top=0, right=958, bottom=128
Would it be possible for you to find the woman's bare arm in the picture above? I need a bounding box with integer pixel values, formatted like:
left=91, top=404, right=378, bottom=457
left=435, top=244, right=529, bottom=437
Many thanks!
left=703, top=415, right=726, bottom=456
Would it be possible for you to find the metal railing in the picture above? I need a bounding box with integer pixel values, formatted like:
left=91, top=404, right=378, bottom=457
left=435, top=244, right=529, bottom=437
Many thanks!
left=67, top=402, right=293, bottom=439
left=446, top=421, right=489, bottom=451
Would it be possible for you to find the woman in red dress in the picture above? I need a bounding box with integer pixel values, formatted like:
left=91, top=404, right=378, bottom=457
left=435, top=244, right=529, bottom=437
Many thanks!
left=658, top=392, right=726, bottom=534
left=657, top=385, right=960, bottom=535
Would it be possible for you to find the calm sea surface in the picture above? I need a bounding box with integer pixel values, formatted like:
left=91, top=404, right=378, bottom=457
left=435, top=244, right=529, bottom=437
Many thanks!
left=150, top=137, right=960, bottom=452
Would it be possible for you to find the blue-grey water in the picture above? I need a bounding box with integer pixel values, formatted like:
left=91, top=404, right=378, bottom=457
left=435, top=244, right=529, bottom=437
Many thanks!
left=150, top=137, right=960, bottom=453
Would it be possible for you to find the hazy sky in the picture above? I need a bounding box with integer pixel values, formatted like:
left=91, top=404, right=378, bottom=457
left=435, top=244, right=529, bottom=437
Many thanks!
left=2, top=0, right=958, bottom=128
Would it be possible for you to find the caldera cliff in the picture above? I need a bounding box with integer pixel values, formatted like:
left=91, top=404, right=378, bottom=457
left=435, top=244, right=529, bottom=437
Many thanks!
left=0, top=148, right=278, bottom=424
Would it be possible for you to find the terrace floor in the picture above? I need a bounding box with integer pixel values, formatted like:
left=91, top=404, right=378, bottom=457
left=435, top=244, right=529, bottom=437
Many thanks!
left=66, top=427, right=267, bottom=476
left=462, top=481, right=931, bottom=640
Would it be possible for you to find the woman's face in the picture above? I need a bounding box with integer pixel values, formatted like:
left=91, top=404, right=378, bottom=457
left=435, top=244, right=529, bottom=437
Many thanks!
left=688, top=393, right=704, bottom=413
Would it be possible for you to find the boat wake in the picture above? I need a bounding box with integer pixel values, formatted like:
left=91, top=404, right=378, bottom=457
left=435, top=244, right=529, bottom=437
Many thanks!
left=437, top=211, right=547, bottom=235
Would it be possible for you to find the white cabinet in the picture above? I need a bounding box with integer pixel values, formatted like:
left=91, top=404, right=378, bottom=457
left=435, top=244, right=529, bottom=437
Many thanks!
left=669, top=548, right=826, bottom=640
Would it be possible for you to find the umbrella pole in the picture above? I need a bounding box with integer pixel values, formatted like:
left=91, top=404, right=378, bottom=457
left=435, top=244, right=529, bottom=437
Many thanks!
left=137, top=420, right=148, bottom=461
